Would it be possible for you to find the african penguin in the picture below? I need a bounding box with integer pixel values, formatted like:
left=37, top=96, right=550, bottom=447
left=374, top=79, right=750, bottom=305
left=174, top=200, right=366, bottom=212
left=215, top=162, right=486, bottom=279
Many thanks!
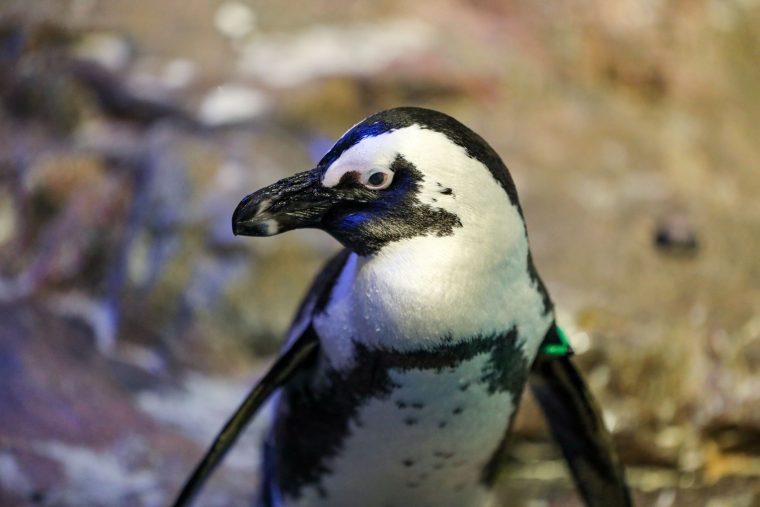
left=172, top=107, right=630, bottom=507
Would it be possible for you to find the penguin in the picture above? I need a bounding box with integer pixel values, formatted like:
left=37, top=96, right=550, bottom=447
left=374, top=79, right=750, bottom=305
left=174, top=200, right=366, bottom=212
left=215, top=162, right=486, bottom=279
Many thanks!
left=172, top=107, right=631, bottom=507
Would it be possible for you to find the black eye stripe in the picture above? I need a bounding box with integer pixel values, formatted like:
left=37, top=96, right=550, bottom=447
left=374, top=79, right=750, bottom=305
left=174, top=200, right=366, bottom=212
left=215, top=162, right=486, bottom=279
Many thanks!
left=336, top=171, right=361, bottom=188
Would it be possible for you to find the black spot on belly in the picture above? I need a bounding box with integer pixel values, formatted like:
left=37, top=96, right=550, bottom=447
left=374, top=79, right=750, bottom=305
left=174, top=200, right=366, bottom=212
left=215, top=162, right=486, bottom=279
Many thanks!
left=396, top=400, right=407, bottom=409
left=402, top=459, right=415, bottom=467
left=269, top=326, right=528, bottom=500
left=406, top=481, right=420, bottom=489
left=404, top=416, right=418, bottom=426
left=434, top=450, right=454, bottom=459
left=452, top=406, right=463, bottom=415
left=440, top=187, right=453, bottom=196
left=411, top=401, right=425, bottom=409
left=459, top=381, right=470, bottom=391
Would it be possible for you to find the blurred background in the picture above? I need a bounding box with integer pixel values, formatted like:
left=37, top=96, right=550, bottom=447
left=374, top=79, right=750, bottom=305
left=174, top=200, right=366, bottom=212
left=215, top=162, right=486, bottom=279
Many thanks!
left=0, top=0, right=759, bottom=506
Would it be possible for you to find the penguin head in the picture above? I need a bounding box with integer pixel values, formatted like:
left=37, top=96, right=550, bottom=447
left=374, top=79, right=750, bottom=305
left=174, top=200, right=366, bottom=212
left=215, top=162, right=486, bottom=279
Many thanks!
left=233, top=107, right=526, bottom=256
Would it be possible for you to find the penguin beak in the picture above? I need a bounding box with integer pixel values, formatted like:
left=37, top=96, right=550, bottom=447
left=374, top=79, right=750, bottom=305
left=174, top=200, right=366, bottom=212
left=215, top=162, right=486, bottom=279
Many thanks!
left=232, top=168, right=335, bottom=237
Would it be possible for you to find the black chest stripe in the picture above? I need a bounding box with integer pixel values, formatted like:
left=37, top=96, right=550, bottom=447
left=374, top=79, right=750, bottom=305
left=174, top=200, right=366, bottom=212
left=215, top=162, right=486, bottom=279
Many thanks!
left=270, top=327, right=529, bottom=499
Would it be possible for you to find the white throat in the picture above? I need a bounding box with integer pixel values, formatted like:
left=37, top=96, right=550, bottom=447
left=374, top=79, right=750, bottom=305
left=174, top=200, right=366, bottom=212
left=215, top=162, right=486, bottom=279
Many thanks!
left=313, top=126, right=553, bottom=368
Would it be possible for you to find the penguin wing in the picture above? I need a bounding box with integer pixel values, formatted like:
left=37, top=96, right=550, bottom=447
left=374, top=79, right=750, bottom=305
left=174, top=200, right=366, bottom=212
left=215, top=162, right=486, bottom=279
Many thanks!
left=172, top=249, right=352, bottom=507
left=529, top=327, right=632, bottom=507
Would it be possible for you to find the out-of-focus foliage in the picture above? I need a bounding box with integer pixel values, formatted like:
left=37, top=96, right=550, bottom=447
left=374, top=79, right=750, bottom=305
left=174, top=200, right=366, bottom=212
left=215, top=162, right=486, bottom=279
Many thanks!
left=0, top=1, right=759, bottom=506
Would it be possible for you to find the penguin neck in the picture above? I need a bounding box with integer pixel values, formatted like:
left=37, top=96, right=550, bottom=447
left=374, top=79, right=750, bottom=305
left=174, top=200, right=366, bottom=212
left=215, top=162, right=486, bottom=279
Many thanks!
left=356, top=191, right=532, bottom=298
left=314, top=217, right=550, bottom=369
left=360, top=226, right=526, bottom=286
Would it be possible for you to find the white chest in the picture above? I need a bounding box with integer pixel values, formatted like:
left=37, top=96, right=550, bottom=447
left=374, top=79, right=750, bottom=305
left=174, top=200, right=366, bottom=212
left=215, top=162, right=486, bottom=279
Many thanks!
left=313, top=236, right=553, bottom=370
left=285, top=353, right=516, bottom=507
left=295, top=240, right=552, bottom=507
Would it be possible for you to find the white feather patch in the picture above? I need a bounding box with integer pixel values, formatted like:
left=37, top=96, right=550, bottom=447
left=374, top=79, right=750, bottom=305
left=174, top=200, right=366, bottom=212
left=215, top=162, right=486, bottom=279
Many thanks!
left=314, top=126, right=553, bottom=369
left=287, top=354, right=511, bottom=507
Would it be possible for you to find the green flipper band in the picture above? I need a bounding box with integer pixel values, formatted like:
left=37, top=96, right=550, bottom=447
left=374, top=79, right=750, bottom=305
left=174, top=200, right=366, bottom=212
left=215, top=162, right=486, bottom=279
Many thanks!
left=540, top=325, right=572, bottom=357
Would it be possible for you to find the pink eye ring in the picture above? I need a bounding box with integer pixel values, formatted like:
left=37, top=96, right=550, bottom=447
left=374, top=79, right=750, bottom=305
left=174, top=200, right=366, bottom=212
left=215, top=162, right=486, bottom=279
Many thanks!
left=363, top=170, right=393, bottom=190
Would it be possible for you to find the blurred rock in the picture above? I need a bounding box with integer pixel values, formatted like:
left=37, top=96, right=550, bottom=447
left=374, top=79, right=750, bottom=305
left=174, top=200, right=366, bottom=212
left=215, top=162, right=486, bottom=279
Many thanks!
left=654, top=213, right=699, bottom=256
left=0, top=301, right=262, bottom=507
left=198, top=84, right=270, bottom=127
left=238, top=20, right=436, bottom=87
left=35, top=440, right=162, bottom=507
left=161, top=58, right=197, bottom=90
left=72, top=30, right=136, bottom=72
left=68, top=59, right=199, bottom=127
left=46, top=292, right=119, bottom=354
left=136, top=372, right=270, bottom=471
left=0, top=19, right=198, bottom=131
left=0, top=189, right=17, bottom=246
left=214, top=1, right=257, bottom=40
left=0, top=452, right=35, bottom=500
left=2, top=56, right=91, bottom=132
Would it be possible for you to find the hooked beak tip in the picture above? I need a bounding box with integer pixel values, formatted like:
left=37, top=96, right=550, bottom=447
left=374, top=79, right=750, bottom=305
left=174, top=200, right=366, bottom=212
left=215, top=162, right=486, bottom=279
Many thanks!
left=232, top=198, right=283, bottom=237
left=232, top=196, right=259, bottom=236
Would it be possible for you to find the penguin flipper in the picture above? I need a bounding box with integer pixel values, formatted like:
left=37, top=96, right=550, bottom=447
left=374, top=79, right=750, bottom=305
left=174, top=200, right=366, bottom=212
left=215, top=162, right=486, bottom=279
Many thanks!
left=171, top=330, right=319, bottom=507
left=530, top=327, right=632, bottom=507
left=172, top=249, right=352, bottom=507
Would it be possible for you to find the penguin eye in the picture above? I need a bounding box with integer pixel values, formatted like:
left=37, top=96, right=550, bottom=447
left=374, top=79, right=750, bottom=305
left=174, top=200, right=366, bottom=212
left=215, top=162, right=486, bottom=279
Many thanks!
left=362, top=170, right=393, bottom=190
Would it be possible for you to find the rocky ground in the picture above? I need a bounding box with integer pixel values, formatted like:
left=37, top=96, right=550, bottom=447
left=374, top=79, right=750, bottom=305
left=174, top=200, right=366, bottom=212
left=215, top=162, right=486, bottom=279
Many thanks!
left=0, top=1, right=759, bottom=506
